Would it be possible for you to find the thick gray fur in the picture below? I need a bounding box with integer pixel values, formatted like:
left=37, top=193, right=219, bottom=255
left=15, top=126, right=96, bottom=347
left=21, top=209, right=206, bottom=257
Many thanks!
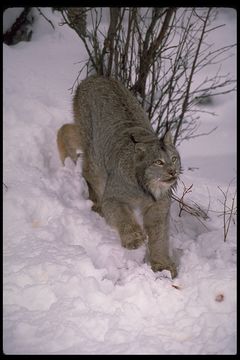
left=73, top=76, right=181, bottom=278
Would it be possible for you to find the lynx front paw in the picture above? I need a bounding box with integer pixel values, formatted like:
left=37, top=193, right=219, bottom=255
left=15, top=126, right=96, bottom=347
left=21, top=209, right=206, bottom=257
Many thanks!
left=151, top=258, right=177, bottom=279
left=121, top=228, right=145, bottom=250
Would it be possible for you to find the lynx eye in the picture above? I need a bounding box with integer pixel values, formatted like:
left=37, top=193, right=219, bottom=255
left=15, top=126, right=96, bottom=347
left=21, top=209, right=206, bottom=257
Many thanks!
left=154, top=159, right=164, bottom=166
left=172, top=156, right=177, bottom=163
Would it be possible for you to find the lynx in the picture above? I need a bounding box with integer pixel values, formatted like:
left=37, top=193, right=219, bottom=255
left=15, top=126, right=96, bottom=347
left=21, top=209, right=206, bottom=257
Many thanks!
left=57, top=76, right=181, bottom=278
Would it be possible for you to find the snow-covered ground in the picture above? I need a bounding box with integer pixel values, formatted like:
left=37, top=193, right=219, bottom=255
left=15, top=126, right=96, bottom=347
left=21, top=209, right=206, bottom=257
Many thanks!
left=3, top=8, right=237, bottom=355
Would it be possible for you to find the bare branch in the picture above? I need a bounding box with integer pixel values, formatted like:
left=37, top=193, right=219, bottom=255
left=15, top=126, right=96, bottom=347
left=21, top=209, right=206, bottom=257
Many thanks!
left=37, top=8, right=55, bottom=29
left=60, top=7, right=236, bottom=144
left=132, top=7, right=176, bottom=99
left=174, top=8, right=212, bottom=144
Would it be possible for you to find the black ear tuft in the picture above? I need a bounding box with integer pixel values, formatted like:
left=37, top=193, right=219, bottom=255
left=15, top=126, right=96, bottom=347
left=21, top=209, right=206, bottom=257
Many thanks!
left=130, top=134, right=138, bottom=144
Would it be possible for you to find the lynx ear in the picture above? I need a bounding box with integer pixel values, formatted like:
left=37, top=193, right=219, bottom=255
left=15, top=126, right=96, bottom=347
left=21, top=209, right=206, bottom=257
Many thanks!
left=130, top=134, right=146, bottom=153
left=163, top=130, right=173, bottom=146
left=130, top=127, right=155, bottom=144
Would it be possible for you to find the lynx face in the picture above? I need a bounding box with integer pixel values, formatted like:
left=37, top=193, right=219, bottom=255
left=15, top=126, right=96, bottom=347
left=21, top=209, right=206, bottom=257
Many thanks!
left=134, top=132, right=181, bottom=200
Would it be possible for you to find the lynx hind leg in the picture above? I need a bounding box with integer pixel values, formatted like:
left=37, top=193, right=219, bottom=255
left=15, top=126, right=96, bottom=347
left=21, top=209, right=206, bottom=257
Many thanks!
left=57, top=123, right=82, bottom=165
left=82, top=155, right=106, bottom=216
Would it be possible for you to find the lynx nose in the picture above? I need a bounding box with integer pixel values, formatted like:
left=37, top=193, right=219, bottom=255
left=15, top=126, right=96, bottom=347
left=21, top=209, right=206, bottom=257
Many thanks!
left=168, top=168, right=176, bottom=177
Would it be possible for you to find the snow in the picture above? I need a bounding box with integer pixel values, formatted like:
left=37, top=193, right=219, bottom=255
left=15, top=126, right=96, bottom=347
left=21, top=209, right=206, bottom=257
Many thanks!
left=3, top=8, right=236, bottom=355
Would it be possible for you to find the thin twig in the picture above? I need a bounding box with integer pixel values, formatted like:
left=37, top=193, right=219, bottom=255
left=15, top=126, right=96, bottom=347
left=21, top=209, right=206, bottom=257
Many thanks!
left=37, top=8, right=55, bottom=30
left=217, top=181, right=237, bottom=241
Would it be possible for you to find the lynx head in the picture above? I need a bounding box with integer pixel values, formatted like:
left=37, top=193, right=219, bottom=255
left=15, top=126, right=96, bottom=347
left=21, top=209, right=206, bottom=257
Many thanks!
left=131, top=129, right=181, bottom=200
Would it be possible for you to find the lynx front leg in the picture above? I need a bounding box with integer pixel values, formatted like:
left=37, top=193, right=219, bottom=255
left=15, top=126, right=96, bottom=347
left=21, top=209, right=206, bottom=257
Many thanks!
left=86, top=180, right=103, bottom=216
left=82, top=155, right=105, bottom=216
left=102, top=198, right=145, bottom=249
left=143, top=198, right=177, bottom=278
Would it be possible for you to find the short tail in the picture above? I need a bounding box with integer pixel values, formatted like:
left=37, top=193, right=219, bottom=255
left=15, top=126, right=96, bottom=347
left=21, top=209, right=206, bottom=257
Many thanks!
left=57, top=123, right=82, bottom=165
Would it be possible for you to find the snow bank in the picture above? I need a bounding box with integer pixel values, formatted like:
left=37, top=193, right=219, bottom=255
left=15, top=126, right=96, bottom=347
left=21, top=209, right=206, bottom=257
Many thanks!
left=3, top=8, right=236, bottom=355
